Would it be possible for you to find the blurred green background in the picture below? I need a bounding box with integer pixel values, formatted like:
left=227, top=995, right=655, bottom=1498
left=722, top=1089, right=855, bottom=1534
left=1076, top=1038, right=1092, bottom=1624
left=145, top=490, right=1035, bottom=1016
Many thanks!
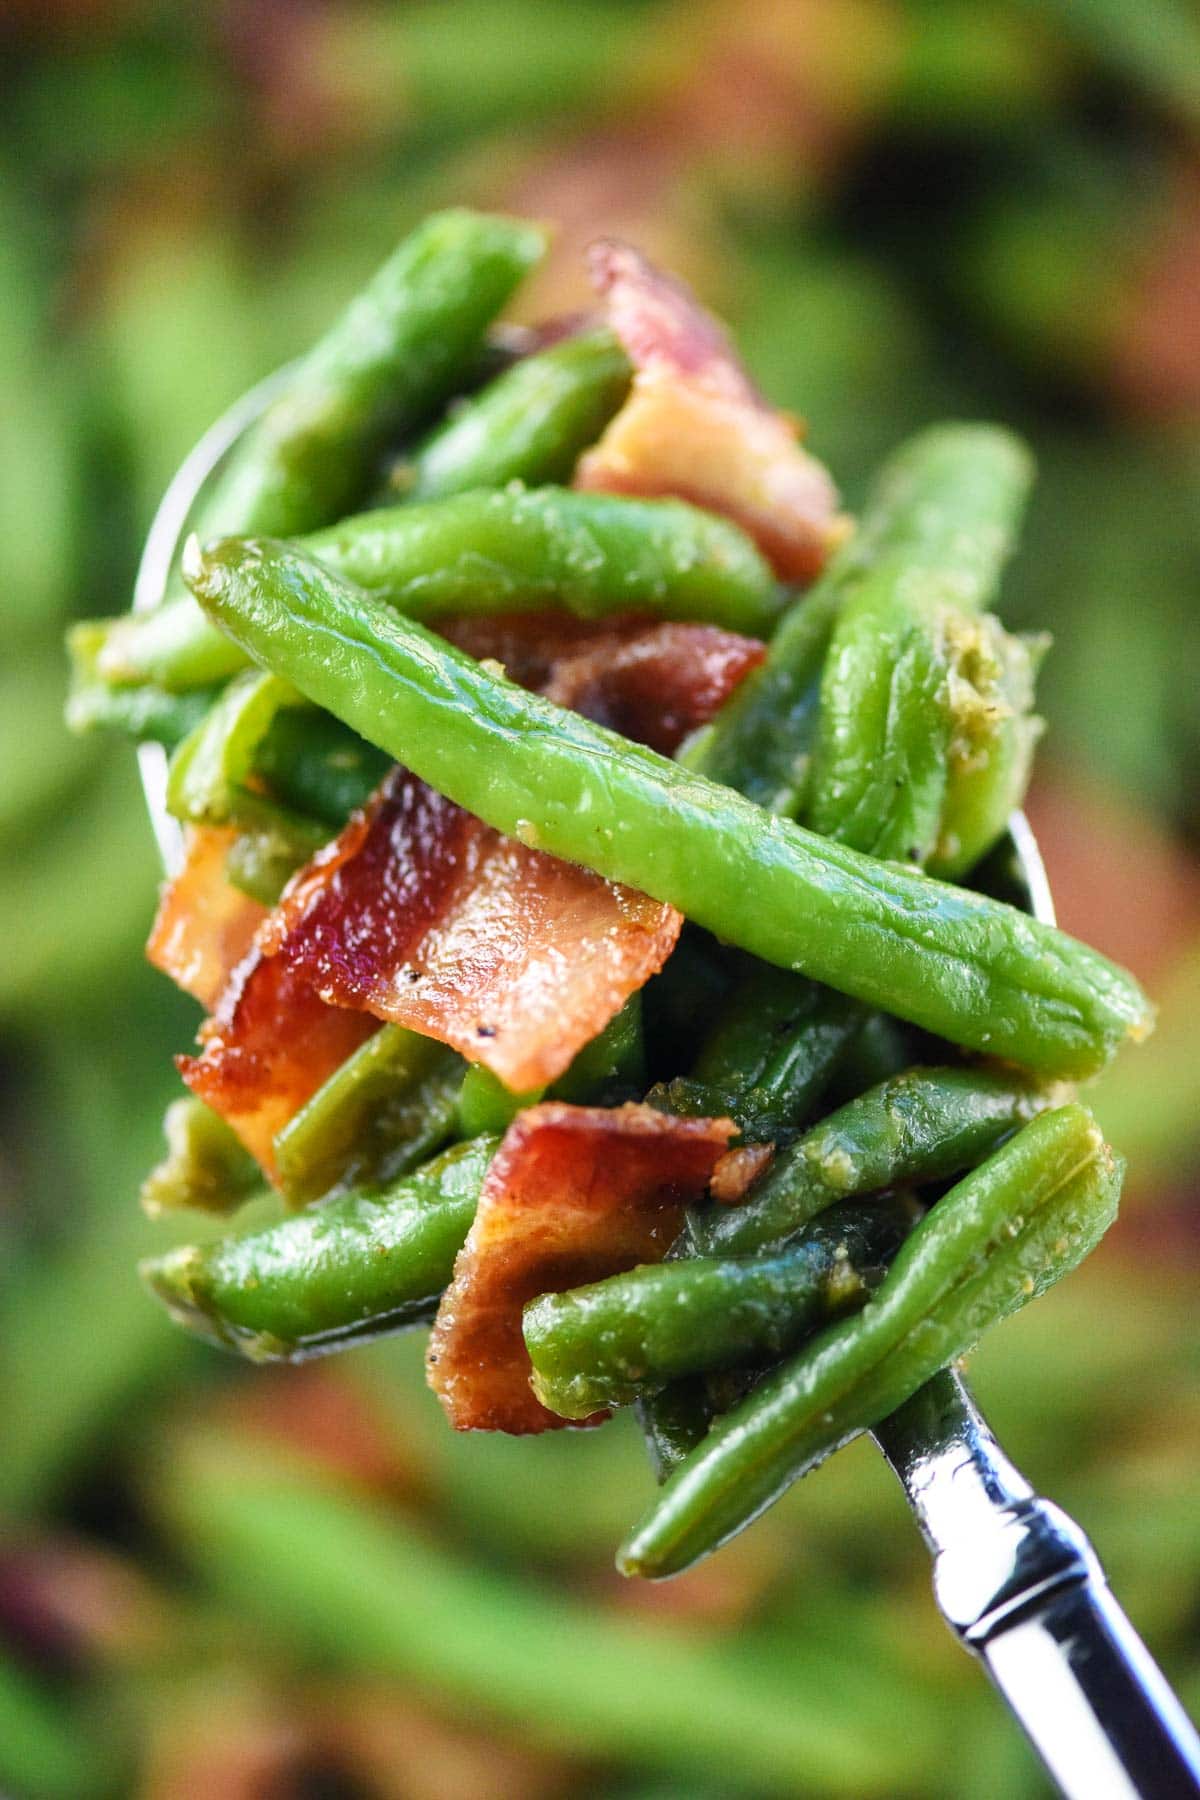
left=3, top=1, right=1200, bottom=1794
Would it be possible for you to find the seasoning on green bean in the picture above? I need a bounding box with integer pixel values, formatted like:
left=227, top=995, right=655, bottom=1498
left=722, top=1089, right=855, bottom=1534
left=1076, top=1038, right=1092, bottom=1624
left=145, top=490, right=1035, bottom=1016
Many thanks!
left=618, top=1102, right=1122, bottom=1578
left=390, top=328, right=631, bottom=500
left=929, top=621, right=1048, bottom=880
left=524, top=1194, right=919, bottom=1418
left=684, top=423, right=1033, bottom=817
left=690, top=1064, right=1061, bottom=1258
left=806, top=427, right=1037, bottom=868
left=274, top=1025, right=466, bottom=1207
left=141, top=1136, right=496, bottom=1360
left=187, top=535, right=1154, bottom=1080
left=140, top=1096, right=261, bottom=1218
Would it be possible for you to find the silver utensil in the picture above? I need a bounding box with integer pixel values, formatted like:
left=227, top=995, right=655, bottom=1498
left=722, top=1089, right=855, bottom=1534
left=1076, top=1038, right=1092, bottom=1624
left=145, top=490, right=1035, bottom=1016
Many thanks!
left=136, top=380, right=1200, bottom=1800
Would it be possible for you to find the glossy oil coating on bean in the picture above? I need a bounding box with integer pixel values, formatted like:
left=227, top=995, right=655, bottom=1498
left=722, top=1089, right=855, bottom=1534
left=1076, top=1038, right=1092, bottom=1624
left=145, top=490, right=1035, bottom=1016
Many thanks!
left=299, top=486, right=783, bottom=635
left=690, top=1064, right=1059, bottom=1258
left=928, top=621, right=1047, bottom=880
left=140, top=1136, right=497, bottom=1360
left=524, top=1195, right=917, bottom=1418
left=618, top=1103, right=1122, bottom=1578
left=187, top=537, right=1153, bottom=1080
left=686, top=424, right=1033, bottom=816
left=396, top=328, right=631, bottom=499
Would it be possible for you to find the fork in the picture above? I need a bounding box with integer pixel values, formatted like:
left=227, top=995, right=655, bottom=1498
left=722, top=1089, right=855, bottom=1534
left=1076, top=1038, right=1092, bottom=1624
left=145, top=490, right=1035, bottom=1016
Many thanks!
left=136, top=374, right=1200, bottom=1800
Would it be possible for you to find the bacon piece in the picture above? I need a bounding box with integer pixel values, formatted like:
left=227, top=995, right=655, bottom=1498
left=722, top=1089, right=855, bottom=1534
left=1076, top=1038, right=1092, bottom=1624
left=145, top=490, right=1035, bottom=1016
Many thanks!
left=427, top=1102, right=735, bottom=1433
left=179, top=949, right=378, bottom=1176
left=543, top=621, right=765, bottom=756
left=179, top=616, right=761, bottom=1172
left=576, top=239, right=847, bottom=583
left=709, top=1142, right=775, bottom=1205
left=146, top=826, right=266, bottom=1009
left=249, top=767, right=680, bottom=1096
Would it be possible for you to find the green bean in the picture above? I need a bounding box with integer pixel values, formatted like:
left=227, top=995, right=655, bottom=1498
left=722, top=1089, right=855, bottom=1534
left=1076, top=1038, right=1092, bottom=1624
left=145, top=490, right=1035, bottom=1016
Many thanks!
left=691, top=1064, right=1059, bottom=1258
left=456, top=1062, right=544, bottom=1137
left=392, top=328, right=631, bottom=499
left=618, top=1103, right=1122, bottom=1577
left=65, top=621, right=219, bottom=745
left=220, top=819, right=322, bottom=905
left=192, top=208, right=548, bottom=538
left=298, top=486, right=782, bottom=634
left=250, top=706, right=389, bottom=827
left=525, top=1195, right=918, bottom=1418
left=188, top=535, right=1153, bottom=1079
left=94, top=209, right=547, bottom=689
left=90, top=481, right=781, bottom=694
left=806, top=426, right=1036, bottom=865
left=684, top=423, right=1033, bottom=816
left=929, top=623, right=1047, bottom=880
left=274, top=1025, right=466, bottom=1207
left=166, top=667, right=305, bottom=826
left=141, top=1136, right=496, bottom=1360
left=680, top=967, right=864, bottom=1138
left=140, top=1095, right=261, bottom=1218
left=550, top=991, right=645, bottom=1103
left=810, top=587, right=1042, bottom=869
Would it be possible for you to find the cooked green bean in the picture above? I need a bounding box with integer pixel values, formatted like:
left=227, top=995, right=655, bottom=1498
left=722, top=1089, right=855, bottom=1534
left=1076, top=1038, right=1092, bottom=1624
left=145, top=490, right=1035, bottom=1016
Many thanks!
left=807, top=427, right=1036, bottom=868
left=456, top=1062, right=545, bottom=1137
left=140, top=1096, right=261, bottom=1218
left=680, top=967, right=865, bottom=1138
left=274, top=1025, right=465, bottom=1207
left=141, top=1136, right=496, bottom=1360
left=685, top=423, right=1033, bottom=816
left=298, top=486, right=782, bottom=633
left=930, top=622, right=1047, bottom=880
left=618, top=1103, right=1122, bottom=1577
left=250, top=706, right=389, bottom=826
left=525, top=1195, right=918, bottom=1418
left=195, top=210, right=547, bottom=539
left=187, top=535, right=1153, bottom=1080
left=89, top=481, right=781, bottom=695
left=166, top=668, right=305, bottom=827
left=393, top=328, right=631, bottom=499
left=92, top=209, right=546, bottom=690
left=65, top=621, right=219, bottom=745
left=691, top=1064, right=1059, bottom=1258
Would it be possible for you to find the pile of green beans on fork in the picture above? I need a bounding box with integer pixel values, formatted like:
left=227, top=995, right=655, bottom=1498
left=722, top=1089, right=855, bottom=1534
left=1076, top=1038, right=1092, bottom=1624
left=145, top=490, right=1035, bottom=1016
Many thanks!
left=69, top=207, right=1153, bottom=1585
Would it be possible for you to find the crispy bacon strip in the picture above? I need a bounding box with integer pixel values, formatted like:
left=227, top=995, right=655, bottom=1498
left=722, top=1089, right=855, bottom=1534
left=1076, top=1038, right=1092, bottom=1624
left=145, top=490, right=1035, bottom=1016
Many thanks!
left=179, top=618, right=761, bottom=1171
left=575, top=239, right=847, bottom=582
left=239, top=767, right=679, bottom=1097
left=146, top=827, right=266, bottom=1009
left=180, top=952, right=378, bottom=1176
left=427, top=1102, right=735, bottom=1433
left=543, top=621, right=765, bottom=756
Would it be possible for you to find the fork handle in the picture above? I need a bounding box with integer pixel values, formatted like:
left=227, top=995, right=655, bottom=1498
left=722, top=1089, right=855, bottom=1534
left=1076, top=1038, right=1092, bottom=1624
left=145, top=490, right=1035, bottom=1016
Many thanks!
left=874, top=1369, right=1200, bottom=1799
left=977, top=1559, right=1200, bottom=1798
